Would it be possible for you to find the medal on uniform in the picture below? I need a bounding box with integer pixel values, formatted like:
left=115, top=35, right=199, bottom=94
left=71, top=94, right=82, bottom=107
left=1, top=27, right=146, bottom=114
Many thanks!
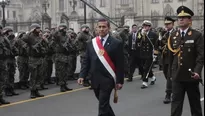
left=174, top=40, right=177, bottom=43
left=98, top=49, right=105, bottom=56
left=188, top=31, right=192, bottom=36
left=173, top=37, right=176, bottom=40
left=188, top=48, right=191, bottom=52
left=176, top=32, right=179, bottom=37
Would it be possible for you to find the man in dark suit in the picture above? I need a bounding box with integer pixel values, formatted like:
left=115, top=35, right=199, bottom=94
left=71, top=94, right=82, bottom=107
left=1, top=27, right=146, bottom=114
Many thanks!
left=78, top=19, right=124, bottom=116
left=168, top=6, right=204, bottom=116
left=127, top=24, right=143, bottom=82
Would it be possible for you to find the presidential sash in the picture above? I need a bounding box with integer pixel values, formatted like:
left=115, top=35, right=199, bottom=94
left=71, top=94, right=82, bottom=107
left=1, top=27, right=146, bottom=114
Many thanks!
left=92, top=36, right=118, bottom=103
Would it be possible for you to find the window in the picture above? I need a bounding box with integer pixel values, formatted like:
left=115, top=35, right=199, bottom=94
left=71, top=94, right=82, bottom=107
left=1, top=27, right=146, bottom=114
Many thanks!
left=100, top=0, right=106, bottom=7
left=152, top=0, right=159, bottom=3
left=59, top=0, right=64, bottom=11
left=121, top=0, right=129, bottom=5
left=13, top=11, right=16, bottom=19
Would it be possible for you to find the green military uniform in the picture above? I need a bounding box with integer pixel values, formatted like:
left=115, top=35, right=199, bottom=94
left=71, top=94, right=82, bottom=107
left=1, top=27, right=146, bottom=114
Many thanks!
left=16, top=32, right=30, bottom=89
left=53, top=24, right=73, bottom=92
left=168, top=6, right=204, bottom=116
left=76, top=24, right=93, bottom=87
left=22, top=23, right=45, bottom=98
left=0, top=25, right=10, bottom=105
left=3, top=26, right=19, bottom=96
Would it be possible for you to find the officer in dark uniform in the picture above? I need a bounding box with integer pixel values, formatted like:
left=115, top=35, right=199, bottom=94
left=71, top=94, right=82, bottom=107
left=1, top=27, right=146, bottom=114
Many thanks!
left=127, top=24, right=144, bottom=82
left=156, top=17, right=176, bottom=104
left=21, top=23, right=45, bottom=98
left=0, top=25, right=10, bottom=105
left=3, top=27, right=19, bottom=96
left=168, top=6, right=204, bottom=116
left=138, top=20, right=158, bottom=89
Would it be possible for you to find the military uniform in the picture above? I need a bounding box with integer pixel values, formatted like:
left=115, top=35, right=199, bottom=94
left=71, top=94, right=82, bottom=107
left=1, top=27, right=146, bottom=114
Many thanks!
left=22, top=24, right=45, bottom=98
left=53, top=24, right=73, bottom=92
left=76, top=24, right=93, bottom=87
left=138, top=20, right=158, bottom=89
left=155, top=17, right=176, bottom=104
left=169, top=6, right=204, bottom=116
left=16, top=32, right=30, bottom=90
left=2, top=27, right=19, bottom=96
left=0, top=25, right=10, bottom=105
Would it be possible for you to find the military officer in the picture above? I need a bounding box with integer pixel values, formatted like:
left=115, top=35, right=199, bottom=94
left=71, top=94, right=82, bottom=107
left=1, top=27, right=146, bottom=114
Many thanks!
left=168, top=6, right=204, bottom=116
left=52, top=23, right=73, bottom=92
left=3, top=27, right=19, bottom=96
left=0, top=25, right=10, bottom=105
left=138, top=20, right=158, bottom=89
left=21, top=23, right=45, bottom=98
left=155, top=17, right=176, bottom=104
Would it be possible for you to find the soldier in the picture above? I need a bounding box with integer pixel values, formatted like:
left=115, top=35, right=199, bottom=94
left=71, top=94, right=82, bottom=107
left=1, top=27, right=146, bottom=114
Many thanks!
left=16, top=31, right=30, bottom=90
left=0, top=25, right=10, bottom=105
left=168, top=6, right=204, bottom=116
left=119, top=25, right=130, bottom=79
left=76, top=24, right=93, bottom=87
left=127, top=24, right=144, bottom=82
left=137, top=20, right=158, bottom=89
left=21, top=23, right=45, bottom=98
left=67, top=30, right=78, bottom=80
left=3, top=27, right=19, bottom=96
left=43, top=29, right=55, bottom=85
left=156, top=17, right=176, bottom=104
left=52, top=23, right=73, bottom=92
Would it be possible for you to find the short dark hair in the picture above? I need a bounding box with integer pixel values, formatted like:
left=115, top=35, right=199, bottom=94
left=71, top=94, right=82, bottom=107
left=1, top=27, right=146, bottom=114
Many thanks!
left=132, top=24, right=137, bottom=28
left=98, top=18, right=110, bottom=28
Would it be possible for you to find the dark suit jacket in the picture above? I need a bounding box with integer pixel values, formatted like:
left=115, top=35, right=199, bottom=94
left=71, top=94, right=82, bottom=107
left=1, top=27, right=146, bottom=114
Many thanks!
left=80, top=36, right=124, bottom=89
left=128, top=32, right=140, bottom=57
left=169, top=28, right=204, bottom=82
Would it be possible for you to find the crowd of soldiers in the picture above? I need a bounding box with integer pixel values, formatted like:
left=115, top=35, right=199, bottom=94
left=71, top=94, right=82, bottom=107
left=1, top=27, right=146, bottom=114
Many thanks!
left=0, top=13, right=204, bottom=108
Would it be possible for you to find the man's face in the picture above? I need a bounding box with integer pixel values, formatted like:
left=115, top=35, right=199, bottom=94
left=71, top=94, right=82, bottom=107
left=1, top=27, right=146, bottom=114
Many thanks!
left=35, top=28, right=41, bottom=33
left=132, top=26, right=137, bottom=33
left=97, top=21, right=110, bottom=37
left=178, top=17, right=192, bottom=28
left=143, top=25, right=151, bottom=32
left=165, top=23, right=174, bottom=31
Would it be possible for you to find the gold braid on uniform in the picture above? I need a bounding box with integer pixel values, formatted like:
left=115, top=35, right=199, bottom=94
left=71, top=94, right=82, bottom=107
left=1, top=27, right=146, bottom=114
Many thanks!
left=167, top=35, right=181, bottom=66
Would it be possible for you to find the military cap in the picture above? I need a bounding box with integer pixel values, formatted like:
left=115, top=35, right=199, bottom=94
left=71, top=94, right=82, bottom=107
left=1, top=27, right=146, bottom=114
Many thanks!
left=164, top=16, right=175, bottom=24
left=81, top=24, right=89, bottom=29
left=30, top=23, right=41, bottom=30
left=142, top=20, right=152, bottom=26
left=58, top=23, right=67, bottom=29
left=177, top=6, right=194, bottom=17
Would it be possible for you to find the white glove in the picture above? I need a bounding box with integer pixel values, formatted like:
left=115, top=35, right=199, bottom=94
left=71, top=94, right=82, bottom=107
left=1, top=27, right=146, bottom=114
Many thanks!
left=153, top=55, right=157, bottom=62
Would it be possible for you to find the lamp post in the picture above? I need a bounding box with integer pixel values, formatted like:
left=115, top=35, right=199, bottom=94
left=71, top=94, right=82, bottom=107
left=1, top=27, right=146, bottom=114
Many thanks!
left=0, top=0, right=10, bottom=27
left=42, top=0, right=50, bottom=29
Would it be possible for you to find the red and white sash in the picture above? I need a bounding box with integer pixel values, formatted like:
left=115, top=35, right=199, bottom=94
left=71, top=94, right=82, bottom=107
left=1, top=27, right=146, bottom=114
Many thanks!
left=92, top=36, right=116, bottom=83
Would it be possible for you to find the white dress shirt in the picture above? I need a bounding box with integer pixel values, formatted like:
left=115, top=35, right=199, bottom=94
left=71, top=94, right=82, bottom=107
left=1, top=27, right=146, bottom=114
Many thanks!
left=100, top=34, right=109, bottom=46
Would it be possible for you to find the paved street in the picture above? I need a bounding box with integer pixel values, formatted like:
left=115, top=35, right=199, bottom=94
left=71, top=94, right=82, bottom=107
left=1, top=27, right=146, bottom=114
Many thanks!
left=0, top=66, right=204, bottom=116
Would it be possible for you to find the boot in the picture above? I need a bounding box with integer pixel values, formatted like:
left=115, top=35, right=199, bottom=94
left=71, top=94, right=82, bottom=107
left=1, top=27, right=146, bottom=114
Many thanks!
left=150, top=76, right=157, bottom=85
left=35, top=90, right=44, bottom=97
left=30, top=90, right=36, bottom=99
left=5, top=88, right=13, bottom=97
left=64, top=85, right=73, bottom=91
left=10, top=88, right=19, bottom=96
left=39, top=84, right=48, bottom=90
left=163, top=93, right=171, bottom=104
left=60, top=85, right=67, bottom=92
left=0, top=96, right=10, bottom=105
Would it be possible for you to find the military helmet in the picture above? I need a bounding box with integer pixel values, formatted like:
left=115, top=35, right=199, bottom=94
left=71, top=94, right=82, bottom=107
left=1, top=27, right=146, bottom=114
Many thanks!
left=3, top=26, right=13, bottom=34
left=30, top=23, right=41, bottom=31
left=81, top=24, right=89, bottom=29
left=58, top=23, right=67, bottom=29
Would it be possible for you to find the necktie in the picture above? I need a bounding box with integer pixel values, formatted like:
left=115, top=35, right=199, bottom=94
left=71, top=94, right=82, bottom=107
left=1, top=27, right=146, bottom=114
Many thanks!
left=101, top=38, right=104, bottom=46
left=181, top=32, right=185, bottom=39
left=133, top=33, right=136, bottom=41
